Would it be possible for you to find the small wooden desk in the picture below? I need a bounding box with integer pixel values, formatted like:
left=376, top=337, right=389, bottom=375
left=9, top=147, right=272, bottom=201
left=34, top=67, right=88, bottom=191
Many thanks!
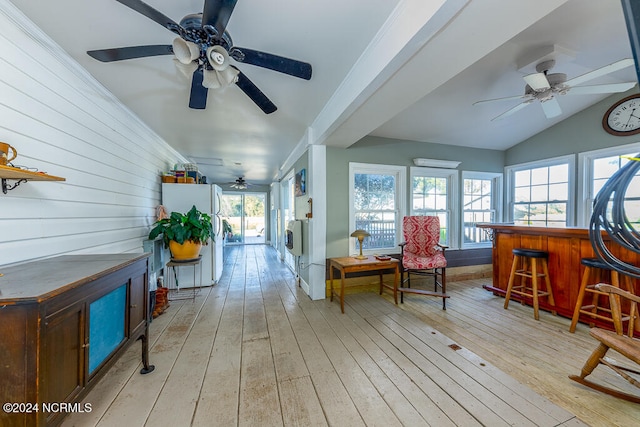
left=329, top=256, right=400, bottom=313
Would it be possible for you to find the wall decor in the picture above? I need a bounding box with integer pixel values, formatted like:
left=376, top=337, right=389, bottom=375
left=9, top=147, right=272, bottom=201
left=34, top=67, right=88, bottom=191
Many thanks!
left=295, top=168, right=306, bottom=196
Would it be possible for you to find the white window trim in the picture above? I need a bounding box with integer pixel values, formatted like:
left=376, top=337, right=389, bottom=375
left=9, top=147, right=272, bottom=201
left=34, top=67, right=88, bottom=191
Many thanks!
left=349, top=162, right=406, bottom=256
left=461, top=171, right=503, bottom=248
left=409, top=166, right=459, bottom=249
left=504, top=154, right=575, bottom=226
left=577, top=141, right=640, bottom=227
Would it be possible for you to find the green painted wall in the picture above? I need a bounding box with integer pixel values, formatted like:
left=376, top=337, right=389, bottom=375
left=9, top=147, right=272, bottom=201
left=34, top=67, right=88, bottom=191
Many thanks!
left=326, top=136, right=504, bottom=258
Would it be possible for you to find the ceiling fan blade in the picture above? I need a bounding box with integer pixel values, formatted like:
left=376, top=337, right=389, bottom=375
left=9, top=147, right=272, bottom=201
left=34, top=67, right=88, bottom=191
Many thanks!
left=540, top=98, right=562, bottom=118
left=523, top=72, right=551, bottom=91
left=115, top=0, right=182, bottom=32
left=189, top=68, right=208, bottom=109
left=567, top=82, right=637, bottom=95
left=491, top=102, right=532, bottom=121
left=232, top=48, right=312, bottom=80
left=87, top=45, right=173, bottom=62
left=202, top=0, right=238, bottom=36
left=473, top=94, right=531, bottom=106
left=235, top=71, right=277, bottom=114
left=564, top=58, right=635, bottom=87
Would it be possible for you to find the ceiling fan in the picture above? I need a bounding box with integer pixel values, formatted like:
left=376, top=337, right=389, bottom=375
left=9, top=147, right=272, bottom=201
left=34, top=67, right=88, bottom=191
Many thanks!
left=87, top=0, right=312, bottom=113
left=229, top=176, right=250, bottom=189
left=474, top=58, right=637, bottom=121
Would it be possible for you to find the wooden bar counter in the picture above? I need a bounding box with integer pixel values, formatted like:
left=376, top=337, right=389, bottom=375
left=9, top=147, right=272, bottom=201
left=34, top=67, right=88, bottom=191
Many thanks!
left=477, top=224, right=640, bottom=327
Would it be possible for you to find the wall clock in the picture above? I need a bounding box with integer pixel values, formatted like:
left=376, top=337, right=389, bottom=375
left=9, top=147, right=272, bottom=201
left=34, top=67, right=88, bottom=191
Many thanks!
left=602, top=94, right=640, bottom=136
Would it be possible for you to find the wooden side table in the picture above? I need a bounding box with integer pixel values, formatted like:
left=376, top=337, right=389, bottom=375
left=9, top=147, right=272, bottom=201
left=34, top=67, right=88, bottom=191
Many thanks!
left=329, top=256, right=400, bottom=313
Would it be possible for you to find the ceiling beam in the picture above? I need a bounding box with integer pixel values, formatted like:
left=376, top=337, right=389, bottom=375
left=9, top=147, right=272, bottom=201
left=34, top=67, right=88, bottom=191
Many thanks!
left=312, top=0, right=572, bottom=149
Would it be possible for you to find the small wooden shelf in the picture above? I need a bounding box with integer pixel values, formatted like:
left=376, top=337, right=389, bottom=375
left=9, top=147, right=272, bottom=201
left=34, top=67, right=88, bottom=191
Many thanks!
left=0, top=164, right=65, bottom=193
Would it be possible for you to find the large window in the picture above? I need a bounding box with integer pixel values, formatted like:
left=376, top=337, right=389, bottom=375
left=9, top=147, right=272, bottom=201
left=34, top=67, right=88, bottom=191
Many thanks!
left=410, top=167, right=458, bottom=247
left=506, top=155, right=574, bottom=227
left=349, top=163, right=405, bottom=254
left=462, top=172, right=502, bottom=247
left=578, top=142, right=640, bottom=227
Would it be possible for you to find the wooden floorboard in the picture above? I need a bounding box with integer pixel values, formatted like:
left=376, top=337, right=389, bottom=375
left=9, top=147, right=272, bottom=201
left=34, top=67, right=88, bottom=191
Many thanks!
left=62, top=245, right=640, bottom=427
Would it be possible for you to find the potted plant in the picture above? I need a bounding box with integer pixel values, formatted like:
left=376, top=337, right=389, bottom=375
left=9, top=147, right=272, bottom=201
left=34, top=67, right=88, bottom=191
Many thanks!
left=148, top=205, right=213, bottom=260
left=222, top=219, right=233, bottom=241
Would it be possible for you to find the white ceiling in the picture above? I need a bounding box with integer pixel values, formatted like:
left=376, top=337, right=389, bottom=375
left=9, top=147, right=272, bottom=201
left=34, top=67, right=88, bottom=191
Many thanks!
left=9, top=0, right=638, bottom=185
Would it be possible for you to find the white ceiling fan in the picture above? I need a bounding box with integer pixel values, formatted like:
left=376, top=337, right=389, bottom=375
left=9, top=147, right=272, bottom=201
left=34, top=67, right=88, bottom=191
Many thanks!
left=474, top=58, right=637, bottom=121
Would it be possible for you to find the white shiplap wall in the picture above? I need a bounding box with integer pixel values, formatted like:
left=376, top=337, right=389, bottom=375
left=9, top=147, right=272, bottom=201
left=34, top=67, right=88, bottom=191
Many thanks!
left=0, top=1, right=186, bottom=267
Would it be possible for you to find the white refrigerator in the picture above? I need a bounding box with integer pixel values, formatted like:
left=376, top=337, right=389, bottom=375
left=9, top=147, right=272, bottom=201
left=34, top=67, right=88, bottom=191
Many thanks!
left=161, top=183, right=224, bottom=287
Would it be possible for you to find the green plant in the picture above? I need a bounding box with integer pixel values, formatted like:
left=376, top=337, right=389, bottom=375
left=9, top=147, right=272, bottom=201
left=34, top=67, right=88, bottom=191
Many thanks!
left=148, top=205, right=213, bottom=248
left=222, top=219, right=233, bottom=235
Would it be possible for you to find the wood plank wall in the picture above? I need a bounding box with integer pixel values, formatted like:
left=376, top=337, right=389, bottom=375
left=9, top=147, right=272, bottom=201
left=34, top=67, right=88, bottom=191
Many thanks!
left=0, top=1, right=185, bottom=267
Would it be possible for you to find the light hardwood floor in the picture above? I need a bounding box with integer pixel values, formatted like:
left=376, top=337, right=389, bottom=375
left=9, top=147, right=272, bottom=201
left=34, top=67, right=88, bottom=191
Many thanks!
left=62, top=245, right=639, bottom=427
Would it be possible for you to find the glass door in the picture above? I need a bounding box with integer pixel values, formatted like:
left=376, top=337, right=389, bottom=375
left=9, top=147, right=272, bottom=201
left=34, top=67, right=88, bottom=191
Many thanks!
left=220, top=193, right=266, bottom=245
left=244, top=193, right=266, bottom=244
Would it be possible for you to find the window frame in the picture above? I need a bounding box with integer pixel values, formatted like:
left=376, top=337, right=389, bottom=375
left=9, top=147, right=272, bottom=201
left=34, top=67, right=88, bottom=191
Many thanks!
left=409, top=167, right=459, bottom=248
left=577, top=141, right=640, bottom=227
left=461, top=171, right=503, bottom=248
left=348, top=162, right=406, bottom=255
left=504, top=154, right=575, bottom=226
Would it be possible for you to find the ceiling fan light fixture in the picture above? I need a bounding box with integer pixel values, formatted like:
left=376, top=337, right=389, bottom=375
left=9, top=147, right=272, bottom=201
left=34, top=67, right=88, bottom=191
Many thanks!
left=202, top=67, right=238, bottom=89
left=219, top=66, right=239, bottom=85
left=173, top=38, right=200, bottom=64
left=202, top=69, right=222, bottom=89
left=206, top=45, right=230, bottom=71
left=173, top=58, right=198, bottom=78
left=523, top=72, right=551, bottom=92
left=230, top=177, right=250, bottom=189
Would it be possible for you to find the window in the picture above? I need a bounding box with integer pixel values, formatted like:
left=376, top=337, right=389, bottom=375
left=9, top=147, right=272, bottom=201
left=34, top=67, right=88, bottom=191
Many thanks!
left=578, top=142, right=640, bottom=227
left=505, top=155, right=574, bottom=227
left=349, top=163, right=405, bottom=254
left=462, top=172, right=502, bottom=247
left=409, top=167, right=458, bottom=247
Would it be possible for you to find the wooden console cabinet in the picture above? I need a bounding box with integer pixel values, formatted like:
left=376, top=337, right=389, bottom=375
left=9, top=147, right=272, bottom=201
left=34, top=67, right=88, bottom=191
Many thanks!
left=0, top=254, right=155, bottom=427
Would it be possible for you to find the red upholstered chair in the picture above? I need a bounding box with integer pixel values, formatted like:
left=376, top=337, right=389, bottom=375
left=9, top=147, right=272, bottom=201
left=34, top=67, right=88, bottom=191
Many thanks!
left=399, top=216, right=449, bottom=309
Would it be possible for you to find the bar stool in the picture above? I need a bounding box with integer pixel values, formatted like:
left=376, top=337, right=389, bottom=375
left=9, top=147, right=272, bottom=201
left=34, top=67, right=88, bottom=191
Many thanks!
left=569, top=257, right=635, bottom=334
left=504, top=248, right=556, bottom=320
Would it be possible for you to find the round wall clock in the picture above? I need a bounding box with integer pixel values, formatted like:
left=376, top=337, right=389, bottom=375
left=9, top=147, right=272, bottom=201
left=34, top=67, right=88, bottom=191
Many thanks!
left=602, top=94, right=640, bottom=136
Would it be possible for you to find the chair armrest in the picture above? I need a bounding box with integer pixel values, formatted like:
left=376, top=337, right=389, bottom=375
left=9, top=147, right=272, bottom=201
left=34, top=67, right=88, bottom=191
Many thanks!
left=437, top=243, right=448, bottom=254
left=595, top=284, right=640, bottom=304
left=595, top=283, right=639, bottom=335
left=399, top=241, right=406, bottom=255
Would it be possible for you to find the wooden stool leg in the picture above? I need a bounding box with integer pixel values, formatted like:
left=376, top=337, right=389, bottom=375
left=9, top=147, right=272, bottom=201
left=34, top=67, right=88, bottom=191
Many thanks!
left=532, top=259, right=540, bottom=320
left=504, top=255, right=519, bottom=310
left=615, top=272, right=638, bottom=337
left=541, top=259, right=555, bottom=315
left=570, top=266, right=591, bottom=332
left=519, top=257, right=528, bottom=306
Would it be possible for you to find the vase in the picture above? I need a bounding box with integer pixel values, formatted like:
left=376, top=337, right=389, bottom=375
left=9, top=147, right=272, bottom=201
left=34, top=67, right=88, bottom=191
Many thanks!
left=169, top=240, right=202, bottom=260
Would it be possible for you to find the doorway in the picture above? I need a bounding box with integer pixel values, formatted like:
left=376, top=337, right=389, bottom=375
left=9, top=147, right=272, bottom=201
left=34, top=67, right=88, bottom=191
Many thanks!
left=220, top=192, right=267, bottom=245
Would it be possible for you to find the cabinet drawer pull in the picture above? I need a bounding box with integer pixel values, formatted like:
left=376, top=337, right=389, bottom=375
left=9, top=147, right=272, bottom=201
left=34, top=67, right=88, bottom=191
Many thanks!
left=130, top=304, right=138, bottom=308
left=82, top=343, right=89, bottom=348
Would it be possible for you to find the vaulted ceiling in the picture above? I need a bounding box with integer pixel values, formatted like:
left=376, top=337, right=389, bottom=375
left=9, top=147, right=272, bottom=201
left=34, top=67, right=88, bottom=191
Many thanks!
left=10, top=0, right=638, bottom=185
